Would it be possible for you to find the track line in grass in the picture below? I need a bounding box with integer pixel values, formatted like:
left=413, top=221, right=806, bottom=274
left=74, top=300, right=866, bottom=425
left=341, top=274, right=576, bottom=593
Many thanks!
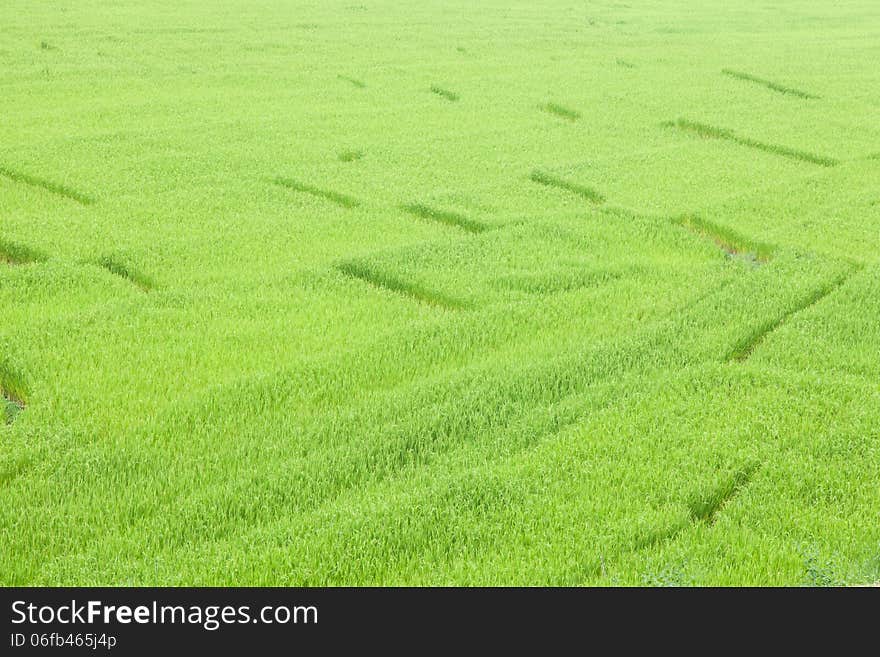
left=727, top=267, right=860, bottom=362
left=688, top=463, right=759, bottom=525
left=633, top=463, right=759, bottom=553
left=601, top=207, right=774, bottom=265
left=96, top=256, right=154, bottom=291
left=337, top=260, right=468, bottom=310
left=540, top=102, right=580, bottom=121
left=400, top=203, right=489, bottom=234
left=675, top=215, right=774, bottom=263
left=529, top=170, right=605, bottom=203
left=721, top=69, right=819, bottom=100
left=337, top=75, right=366, bottom=88
left=271, top=177, right=361, bottom=208
left=430, top=85, right=459, bottom=102
left=0, top=166, right=95, bottom=205
left=0, top=238, right=46, bottom=265
left=665, top=118, right=838, bottom=167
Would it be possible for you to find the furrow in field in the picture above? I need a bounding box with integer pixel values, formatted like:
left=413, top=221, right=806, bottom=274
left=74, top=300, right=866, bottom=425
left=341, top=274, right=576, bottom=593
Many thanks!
left=0, top=166, right=95, bottom=205
left=666, top=119, right=838, bottom=167
left=687, top=462, right=759, bottom=525
left=96, top=256, right=154, bottom=291
left=336, top=260, right=468, bottom=310
left=602, top=207, right=774, bottom=264
left=271, top=177, right=361, bottom=208
left=0, top=238, right=46, bottom=265
left=676, top=215, right=774, bottom=263
left=400, top=203, right=488, bottom=234
left=633, top=463, right=759, bottom=551
left=540, top=102, right=580, bottom=121
left=529, top=170, right=605, bottom=203
left=727, top=268, right=860, bottom=361
left=337, top=75, right=366, bottom=88
left=721, top=69, right=819, bottom=100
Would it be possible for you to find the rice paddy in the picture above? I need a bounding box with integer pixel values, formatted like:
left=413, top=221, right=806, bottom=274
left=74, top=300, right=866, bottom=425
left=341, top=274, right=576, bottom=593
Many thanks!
left=1, top=0, right=879, bottom=586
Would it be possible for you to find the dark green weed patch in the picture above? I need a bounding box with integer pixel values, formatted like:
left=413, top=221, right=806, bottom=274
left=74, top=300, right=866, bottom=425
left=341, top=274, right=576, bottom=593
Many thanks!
left=430, top=85, right=459, bottom=102
left=338, top=150, right=365, bottom=162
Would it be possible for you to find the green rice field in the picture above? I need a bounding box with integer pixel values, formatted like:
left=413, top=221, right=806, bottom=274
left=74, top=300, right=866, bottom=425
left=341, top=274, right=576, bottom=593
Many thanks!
left=2, top=1, right=879, bottom=585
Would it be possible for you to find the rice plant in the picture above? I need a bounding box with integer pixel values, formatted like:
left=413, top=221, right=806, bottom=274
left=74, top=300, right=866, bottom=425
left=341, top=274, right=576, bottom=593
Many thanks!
left=1, top=0, right=878, bottom=587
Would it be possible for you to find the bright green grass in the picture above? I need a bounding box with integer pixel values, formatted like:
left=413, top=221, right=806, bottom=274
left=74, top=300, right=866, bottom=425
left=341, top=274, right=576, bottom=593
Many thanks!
left=2, top=0, right=879, bottom=586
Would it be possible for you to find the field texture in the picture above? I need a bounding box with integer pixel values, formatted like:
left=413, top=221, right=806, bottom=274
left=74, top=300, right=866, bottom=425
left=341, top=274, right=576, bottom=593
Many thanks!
left=2, top=1, right=879, bottom=586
